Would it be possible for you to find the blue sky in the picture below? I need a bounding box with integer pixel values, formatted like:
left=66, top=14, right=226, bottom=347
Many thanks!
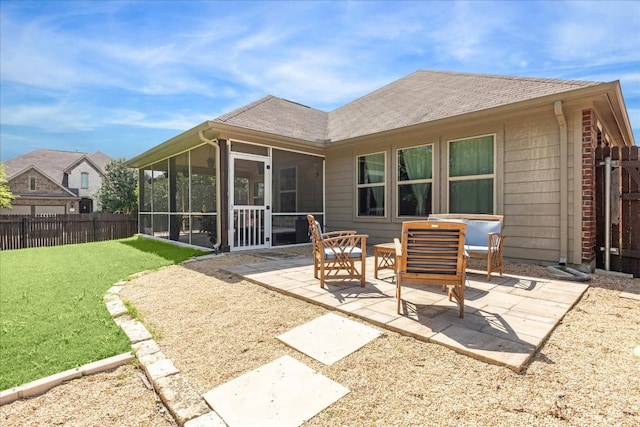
left=1, top=0, right=639, bottom=162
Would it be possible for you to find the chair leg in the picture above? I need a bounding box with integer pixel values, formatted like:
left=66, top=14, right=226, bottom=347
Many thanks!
left=396, top=276, right=402, bottom=314
left=448, top=284, right=464, bottom=318
left=320, top=263, right=325, bottom=289
left=360, top=257, right=366, bottom=287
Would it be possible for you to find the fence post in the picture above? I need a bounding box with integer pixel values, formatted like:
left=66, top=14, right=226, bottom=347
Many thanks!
left=21, top=216, right=28, bottom=249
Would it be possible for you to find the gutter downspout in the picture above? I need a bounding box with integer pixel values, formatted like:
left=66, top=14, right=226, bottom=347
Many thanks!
left=198, top=128, right=222, bottom=251
left=554, top=100, right=568, bottom=265
left=604, top=156, right=611, bottom=270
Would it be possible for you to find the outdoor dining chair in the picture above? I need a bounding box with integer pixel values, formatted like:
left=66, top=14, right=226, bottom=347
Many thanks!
left=395, top=221, right=467, bottom=318
left=307, top=214, right=368, bottom=288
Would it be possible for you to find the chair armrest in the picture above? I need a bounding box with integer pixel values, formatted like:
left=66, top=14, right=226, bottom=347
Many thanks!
left=321, top=230, right=357, bottom=239
left=321, top=234, right=368, bottom=248
left=319, top=234, right=368, bottom=261
left=487, top=232, right=504, bottom=248
left=394, top=238, right=402, bottom=258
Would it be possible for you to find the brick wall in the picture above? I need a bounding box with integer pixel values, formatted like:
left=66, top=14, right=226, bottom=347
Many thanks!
left=7, top=170, right=78, bottom=214
left=581, top=109, right=597, bottom=264
left=10, top=170, right=69, bottom=196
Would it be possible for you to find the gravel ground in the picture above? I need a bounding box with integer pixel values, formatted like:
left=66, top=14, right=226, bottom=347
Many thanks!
left=2, top=247, right=639, bottom=426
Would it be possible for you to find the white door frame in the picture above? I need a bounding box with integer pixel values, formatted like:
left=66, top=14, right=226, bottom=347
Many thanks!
left=229, top=152, right=271, bottom=251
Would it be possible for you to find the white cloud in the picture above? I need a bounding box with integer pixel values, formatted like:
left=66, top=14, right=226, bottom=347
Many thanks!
left=547, top=1, right=640, bottom=65
left=104, top=110, right=209, bottom=131
left=1, top=102, right=96, bottom=131
left=1, top=99, right=209, bottom=133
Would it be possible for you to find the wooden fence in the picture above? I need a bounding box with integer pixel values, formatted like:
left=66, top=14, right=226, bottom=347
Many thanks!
left=595, top=145, right=640, bottom=277
left=0, top=214, right=138, bottom=250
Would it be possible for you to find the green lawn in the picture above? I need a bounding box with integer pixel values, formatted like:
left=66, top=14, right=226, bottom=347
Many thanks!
left=0, top=236, right=208, bottom=390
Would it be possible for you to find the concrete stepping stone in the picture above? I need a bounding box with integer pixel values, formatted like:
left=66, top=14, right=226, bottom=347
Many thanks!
left=620, top=282, right=640, bottom=301
left=203, top=355, right=348, bottom=427
left=277, top=312, right=381, bottom=365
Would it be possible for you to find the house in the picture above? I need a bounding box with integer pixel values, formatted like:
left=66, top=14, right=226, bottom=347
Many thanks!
left=1, top=149, right=112, bottom=215
left=125, top=70, right=636, bottom=271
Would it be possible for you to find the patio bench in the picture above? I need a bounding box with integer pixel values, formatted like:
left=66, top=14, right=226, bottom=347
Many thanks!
left=428, top=214, right=505, bottom=280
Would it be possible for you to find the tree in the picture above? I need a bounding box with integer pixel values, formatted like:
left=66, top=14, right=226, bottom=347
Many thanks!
left=97, top=159, right=138, bottom=214
left=0, top=163, right=17, bottom=209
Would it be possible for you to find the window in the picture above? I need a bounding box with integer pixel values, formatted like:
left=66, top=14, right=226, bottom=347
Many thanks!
left=29, top=177, right=36, bottom=191
left=81, top=172, right=89, bottom=189
left=397, top=144, right=433, bottom=217
left=357, top=152, right=385, bottom=217
left=278, top=166, right=296, bottom=212
left=448, top=135, right=495, bottom=214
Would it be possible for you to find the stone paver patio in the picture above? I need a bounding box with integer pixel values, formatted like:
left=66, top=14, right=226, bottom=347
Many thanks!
left=224, top=254, right=589, bottom=372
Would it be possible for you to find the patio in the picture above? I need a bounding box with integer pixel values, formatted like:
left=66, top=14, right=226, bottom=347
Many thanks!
left=224, top=252, right=589, bottom=372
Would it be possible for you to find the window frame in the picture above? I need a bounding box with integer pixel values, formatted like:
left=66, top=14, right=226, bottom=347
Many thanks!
left=396, top=143, right=434, bottom=218
left=355, top=151, right=387, bottom=218
left=447, top=133, right=496, bottom=214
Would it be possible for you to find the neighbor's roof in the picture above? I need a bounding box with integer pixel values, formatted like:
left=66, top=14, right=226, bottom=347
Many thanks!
left=3, top=149, right=112, bottom=182
left=213, top=70, right=602, bottom=143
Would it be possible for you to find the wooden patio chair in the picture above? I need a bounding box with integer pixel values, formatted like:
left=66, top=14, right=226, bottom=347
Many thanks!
left=395, top=221, right=467, bottom=318
left=307, top=214, right=368, bottom=288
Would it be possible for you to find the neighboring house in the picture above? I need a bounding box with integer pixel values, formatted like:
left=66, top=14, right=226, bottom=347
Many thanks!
left=125, top=70, right=636, bottom=272
left=1, top=149, right=112, bottom=215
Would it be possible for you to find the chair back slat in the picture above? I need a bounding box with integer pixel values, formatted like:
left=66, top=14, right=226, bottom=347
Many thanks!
left=396, top=220, right=467, bottom=318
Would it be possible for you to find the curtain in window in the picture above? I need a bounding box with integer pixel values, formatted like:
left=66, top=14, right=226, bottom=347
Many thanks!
left=449, top=136, right=493, bottom=177
left=401, top=146, right=431, bottom=216
left=449, top=135, right=494, bottom=214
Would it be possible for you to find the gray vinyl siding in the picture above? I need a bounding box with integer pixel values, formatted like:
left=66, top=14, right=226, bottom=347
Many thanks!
left=324, top=151, right=355, bottom=230
left=323, top=104, right=588, bottom=265
left=325, top=145, right=400, bottom=244
left=503, top=110, right=562, bottom=262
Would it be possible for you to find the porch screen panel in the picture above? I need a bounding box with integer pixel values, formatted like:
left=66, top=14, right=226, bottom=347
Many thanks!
left=150, top=160, right=169, bottom=239
left=190, top=144, right=217, bottom=247
left=140, top=169, right=152, bottom=212
left=272, top=149, right=324, bottom=245
left=168, top=153, right=189, bottom=243
left=170, top=153, right=189, bottom=214
left=152, top=160, right=169, bottom=213
left=139, top=168, right=153, bottom=234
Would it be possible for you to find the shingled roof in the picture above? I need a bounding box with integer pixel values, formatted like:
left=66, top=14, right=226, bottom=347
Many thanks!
left=212, top=70, right=602, bottom=143
left=214, top=95, right=329, bottom=142
left=4, top=149, right=112, bottom=183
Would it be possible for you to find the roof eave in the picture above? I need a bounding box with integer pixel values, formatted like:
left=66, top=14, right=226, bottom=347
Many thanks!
left=328, top=81, right=635, bottom=147
left=125, top=122, right=217, bottom=168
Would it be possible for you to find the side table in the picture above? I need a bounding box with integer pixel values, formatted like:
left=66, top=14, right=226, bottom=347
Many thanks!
left=374, top=242, right=397, bottom=279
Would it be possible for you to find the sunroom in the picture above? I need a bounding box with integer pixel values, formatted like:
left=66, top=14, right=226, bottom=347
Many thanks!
left=127, top=119, right=326, bottom=252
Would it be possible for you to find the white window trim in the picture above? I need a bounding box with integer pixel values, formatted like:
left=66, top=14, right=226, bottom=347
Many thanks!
left=446, top=133, right=497, bottom=213
left=355, top=151, right=387, bottom=218
left=396, top=143, right=434, bottom=218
